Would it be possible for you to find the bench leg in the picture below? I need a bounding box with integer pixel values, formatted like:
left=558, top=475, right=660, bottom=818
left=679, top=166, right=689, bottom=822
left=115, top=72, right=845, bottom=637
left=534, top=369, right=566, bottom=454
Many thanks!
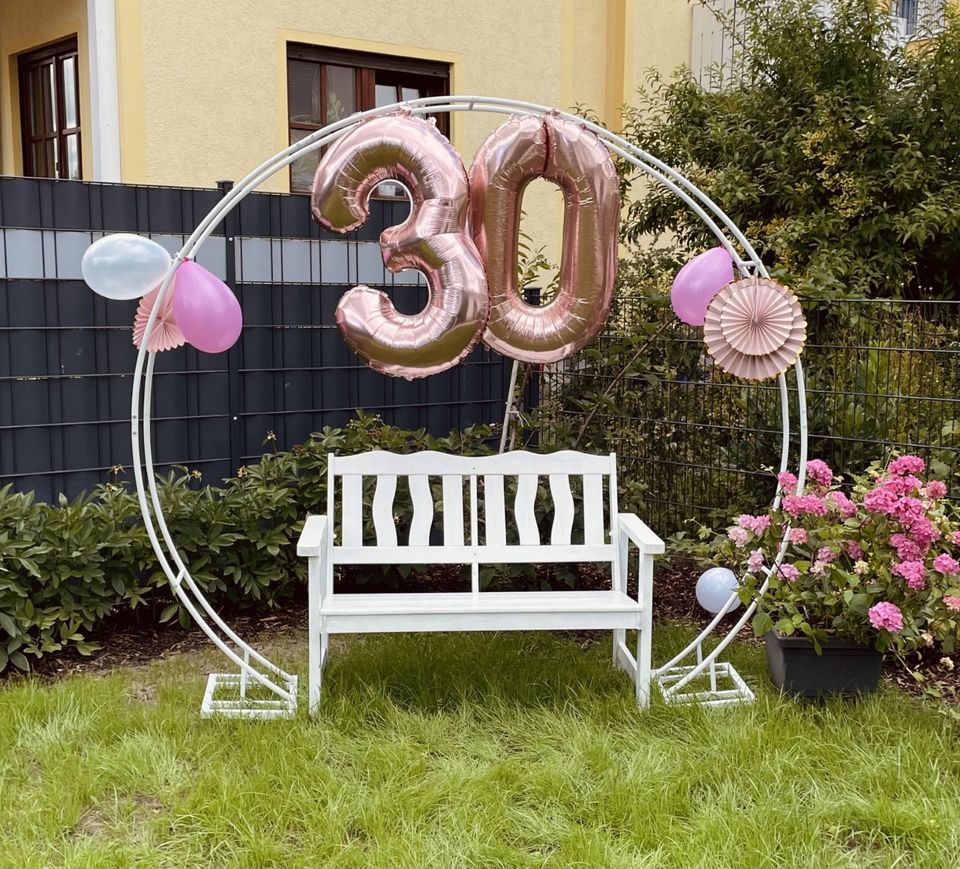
left=308, top=556, right=323, bottom=717
left=613, top=528, right=630, bottom=672
left=636, top=552, right=654, bottom=708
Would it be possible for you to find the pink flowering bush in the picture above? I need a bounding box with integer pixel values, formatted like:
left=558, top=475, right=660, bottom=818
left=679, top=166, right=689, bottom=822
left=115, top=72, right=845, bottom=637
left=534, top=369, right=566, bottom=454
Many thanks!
left=716, top=455, right=960, bottom=654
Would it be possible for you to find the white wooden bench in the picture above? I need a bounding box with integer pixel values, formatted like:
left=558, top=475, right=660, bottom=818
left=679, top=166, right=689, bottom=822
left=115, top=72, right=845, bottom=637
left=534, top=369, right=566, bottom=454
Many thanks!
left=296, top=450, right=664, bottom=715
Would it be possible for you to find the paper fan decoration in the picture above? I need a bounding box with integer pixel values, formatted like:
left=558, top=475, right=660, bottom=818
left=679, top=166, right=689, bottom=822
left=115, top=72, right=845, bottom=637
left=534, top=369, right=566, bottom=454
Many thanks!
left=703, top=277, right=806, bottom=381
left=132, top=284, right=185, bottom=352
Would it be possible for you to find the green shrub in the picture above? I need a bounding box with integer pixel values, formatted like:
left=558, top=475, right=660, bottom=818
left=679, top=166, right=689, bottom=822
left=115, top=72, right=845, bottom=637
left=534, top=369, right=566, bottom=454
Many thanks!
left=0, top=413, right=495, bottom=674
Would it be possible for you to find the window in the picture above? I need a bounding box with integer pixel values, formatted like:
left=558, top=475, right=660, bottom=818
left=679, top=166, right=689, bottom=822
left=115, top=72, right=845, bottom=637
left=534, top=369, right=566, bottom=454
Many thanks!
left=286, top=44, right=450, bottom=194
left=18, top=37, right=82, bottom=180
left=892, top=0, right=944, bottom=39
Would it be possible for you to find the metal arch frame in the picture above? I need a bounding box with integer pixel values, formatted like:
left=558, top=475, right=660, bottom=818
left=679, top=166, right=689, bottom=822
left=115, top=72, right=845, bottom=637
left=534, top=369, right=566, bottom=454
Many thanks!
left=131, top=95, right=809, bottom=716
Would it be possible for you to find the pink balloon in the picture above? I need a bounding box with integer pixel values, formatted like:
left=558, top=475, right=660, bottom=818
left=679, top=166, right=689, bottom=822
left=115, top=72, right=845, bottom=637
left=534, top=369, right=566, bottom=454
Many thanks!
left=671, top=246, right=735, bottom=326
left=172, top=260, right=242, bottom=353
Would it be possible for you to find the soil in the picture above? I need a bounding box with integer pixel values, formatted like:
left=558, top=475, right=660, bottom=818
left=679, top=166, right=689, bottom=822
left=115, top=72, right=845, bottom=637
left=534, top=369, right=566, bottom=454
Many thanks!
left=13, top=559, right=960, bottom=703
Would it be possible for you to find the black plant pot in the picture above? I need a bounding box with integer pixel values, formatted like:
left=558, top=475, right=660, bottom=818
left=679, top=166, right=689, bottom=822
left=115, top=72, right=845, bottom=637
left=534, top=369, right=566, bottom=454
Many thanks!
left=764, top=630, right=883, bottom=698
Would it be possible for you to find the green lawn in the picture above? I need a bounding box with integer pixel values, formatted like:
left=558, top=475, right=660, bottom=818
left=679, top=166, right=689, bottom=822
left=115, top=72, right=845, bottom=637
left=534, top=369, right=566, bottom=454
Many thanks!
left=1, top=625, right=958, bottom=868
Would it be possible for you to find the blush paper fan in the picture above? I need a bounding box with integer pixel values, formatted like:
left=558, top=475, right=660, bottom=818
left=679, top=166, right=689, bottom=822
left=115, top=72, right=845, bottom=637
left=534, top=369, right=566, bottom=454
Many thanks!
left=703, top=277, right=806, bottom=381
left=133, top=284, right=185, bottom=352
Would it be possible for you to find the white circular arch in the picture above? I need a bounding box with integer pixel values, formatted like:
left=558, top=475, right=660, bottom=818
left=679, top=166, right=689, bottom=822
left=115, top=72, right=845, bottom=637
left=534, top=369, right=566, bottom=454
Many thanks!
left=130, top=96, right=809, bottom=714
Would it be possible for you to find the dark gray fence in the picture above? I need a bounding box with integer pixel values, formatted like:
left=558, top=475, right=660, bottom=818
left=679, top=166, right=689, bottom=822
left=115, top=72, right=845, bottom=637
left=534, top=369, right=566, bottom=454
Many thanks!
left=0, top=176, right=520, bottom=501
left=539, top=294, right=960, bottom=534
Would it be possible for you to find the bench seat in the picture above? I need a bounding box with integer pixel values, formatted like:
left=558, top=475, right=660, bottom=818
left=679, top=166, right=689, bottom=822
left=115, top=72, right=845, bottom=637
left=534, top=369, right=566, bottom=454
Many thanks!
left=321, top=590, right=643, bottom=633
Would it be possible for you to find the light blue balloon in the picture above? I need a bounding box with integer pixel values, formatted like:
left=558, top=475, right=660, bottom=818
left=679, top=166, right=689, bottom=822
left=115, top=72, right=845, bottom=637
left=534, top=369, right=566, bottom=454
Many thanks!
left=81, top=233, right=172, bottom=301
left=696, top=567, right=741, bottom=615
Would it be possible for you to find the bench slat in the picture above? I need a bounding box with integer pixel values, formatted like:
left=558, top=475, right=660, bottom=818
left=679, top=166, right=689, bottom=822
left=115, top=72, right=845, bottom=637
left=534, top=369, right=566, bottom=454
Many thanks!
left=515, top=474, right=540, bottom=545
left=549, top=474, right=575, bottom=544
left=583, top=474, right=604, bottom=544
left=331, top=543, right=613, bottom=564
left=331, top=449, right=613, bottom=476
left=484, top=475, right=506, bottom=546
left=372, top=475, right=398, bottom=546
left=341, top=475, right=363, bottom=547
left=322, top=590, right=642, bottom=615
left=442, top=475, right=465, bottom=546
left=408, top=475, right=434, bottom=545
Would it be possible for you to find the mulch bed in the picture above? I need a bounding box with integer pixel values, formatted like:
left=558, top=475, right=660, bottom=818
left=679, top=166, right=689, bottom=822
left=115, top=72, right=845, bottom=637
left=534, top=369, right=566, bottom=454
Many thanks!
left=14, top=559, right=960, bottom=703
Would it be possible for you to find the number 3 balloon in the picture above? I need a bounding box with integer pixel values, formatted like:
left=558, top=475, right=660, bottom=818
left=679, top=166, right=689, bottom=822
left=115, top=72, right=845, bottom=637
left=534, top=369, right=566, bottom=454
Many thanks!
left=311, top=111, right=488, bottom=380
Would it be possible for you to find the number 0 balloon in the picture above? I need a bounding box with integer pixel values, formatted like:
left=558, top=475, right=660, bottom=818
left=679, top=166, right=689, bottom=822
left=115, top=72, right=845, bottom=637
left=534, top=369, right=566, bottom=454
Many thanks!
left=470, top=113, right=620, bottom=364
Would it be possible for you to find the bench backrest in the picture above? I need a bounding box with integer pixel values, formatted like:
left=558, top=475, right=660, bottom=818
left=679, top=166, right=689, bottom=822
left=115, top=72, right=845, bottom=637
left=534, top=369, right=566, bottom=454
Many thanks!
left=327, top=450, right=620, bottom=582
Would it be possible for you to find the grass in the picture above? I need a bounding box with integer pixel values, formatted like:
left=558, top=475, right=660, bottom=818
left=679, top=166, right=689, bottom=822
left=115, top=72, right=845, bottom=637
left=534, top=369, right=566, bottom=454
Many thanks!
left=1, top=624, right=959, bottom=868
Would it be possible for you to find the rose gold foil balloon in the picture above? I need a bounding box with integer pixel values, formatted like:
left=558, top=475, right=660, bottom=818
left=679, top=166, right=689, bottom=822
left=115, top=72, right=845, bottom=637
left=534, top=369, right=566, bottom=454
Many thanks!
left=311, top=111, right=488, bottom=379
left=469, top=113, right=619, bottom=364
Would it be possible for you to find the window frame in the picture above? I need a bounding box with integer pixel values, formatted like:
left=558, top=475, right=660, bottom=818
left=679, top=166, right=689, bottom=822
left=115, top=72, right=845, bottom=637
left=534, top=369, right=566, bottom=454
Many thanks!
left=18, top=36, right=82, bottom=180
left=286, top=43, right=450, bottom=195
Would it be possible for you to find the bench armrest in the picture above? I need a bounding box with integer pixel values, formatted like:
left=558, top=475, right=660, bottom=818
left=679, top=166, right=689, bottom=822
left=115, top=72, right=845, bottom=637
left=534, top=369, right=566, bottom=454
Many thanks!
left=618, top=513, right=665, bottom=555
left=297, top=515, right=329, bottom=557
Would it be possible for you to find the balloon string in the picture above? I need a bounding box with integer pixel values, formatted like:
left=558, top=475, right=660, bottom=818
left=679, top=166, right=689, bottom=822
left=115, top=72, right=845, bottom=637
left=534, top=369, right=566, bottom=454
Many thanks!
left=573, top=317, right=675, bottom=450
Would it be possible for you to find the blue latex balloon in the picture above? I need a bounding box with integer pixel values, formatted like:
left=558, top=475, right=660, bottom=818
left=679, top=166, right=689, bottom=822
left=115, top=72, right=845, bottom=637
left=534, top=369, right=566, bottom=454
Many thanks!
left=696, top=567, right=741, bottom=615
left=81, top=233, right=172, bottom=301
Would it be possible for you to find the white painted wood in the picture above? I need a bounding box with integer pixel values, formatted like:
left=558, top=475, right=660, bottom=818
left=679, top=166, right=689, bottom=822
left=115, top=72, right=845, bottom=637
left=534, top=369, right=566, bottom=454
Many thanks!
left=297, top=515, right=329, bottom=556
left=583, top=474, right=604, bottom=544
left=323, top=590, right=641, bottom=615
left=332, top=449, right=612, bottom=476
left=408, top=475, right=434, bottom=545
left=442, top=475, right=465, bottom=546
left=300, top=450, right=666, bottom=710
left=341, top=475, right=363, bottom=547
left=372, top=475, right=398, bottom=546
left=514, top=474, right=540, bottom=545
left=549, top=474, right=575, bottom=544
left=619, top=513, right=666, bottom=554
left=332, top=543, right=613, bottom=565
left=484, top=475, right=506, bottom=546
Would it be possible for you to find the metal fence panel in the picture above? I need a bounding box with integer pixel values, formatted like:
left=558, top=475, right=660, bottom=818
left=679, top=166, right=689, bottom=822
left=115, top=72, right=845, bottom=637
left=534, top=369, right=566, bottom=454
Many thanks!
left=0, top=177, right=514, bottom=501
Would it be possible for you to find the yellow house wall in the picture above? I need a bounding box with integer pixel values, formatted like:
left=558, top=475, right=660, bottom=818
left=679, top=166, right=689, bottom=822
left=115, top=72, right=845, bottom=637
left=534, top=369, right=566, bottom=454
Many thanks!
left=0, top=0, right=91, bottom=178
left=115, top=0, right=690, bottom=257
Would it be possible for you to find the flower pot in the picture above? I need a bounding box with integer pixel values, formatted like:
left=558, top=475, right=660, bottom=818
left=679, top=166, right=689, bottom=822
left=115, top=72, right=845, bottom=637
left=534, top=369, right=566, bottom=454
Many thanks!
left=764, top=630, right=883, bottom=698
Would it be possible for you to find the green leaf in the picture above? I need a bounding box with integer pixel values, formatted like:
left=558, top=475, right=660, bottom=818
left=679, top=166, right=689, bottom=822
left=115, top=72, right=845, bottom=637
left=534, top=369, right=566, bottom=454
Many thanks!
left=159, top=603, right=179, bottom=624
left=0, top=612, right=16, bottom=637
left=753, top=610, right=774, bottom=636
left=9, top=650, right=28, bottom=671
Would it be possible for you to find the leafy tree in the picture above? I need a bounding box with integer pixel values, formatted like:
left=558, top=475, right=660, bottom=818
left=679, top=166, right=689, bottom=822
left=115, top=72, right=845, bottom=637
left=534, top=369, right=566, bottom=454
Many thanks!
left=619, top=0, right=960, bottom=300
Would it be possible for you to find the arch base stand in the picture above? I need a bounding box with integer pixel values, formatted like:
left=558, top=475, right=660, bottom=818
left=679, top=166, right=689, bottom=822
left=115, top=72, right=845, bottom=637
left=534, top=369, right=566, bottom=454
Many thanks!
left=200, top=671, right=298, bottom=720
left=654, top=644, right=755, bottom=708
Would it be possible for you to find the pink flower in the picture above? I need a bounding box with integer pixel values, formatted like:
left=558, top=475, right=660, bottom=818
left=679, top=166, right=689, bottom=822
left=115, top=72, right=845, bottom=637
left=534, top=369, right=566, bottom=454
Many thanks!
left=817, top=546, right=836, bottom=563
left=864, top=487, right=898, bottom=515
left=906, top=516, right=940, bottom=551
left=845, top=540, right=863, bottom=560
left=883, top=475, right=922, bottom=496
left=892, top=560, right=927, bottom=590
left=783, top=495, right=829, bottom=518
left=950, top=531, right=960, bottom=546
left=805, top=459, right=834, bottom=487
left=890, top=533, right=923, bottom=561
left=779, top=563, right=801, bottom=582
left=788, top=527, right=808, bottom=545
left=943, top=596, right=960, bottom=613
left=827, top=490, right=857, bottom=518
left=887, top=455, right=925, bottom=476
left=747, top=549, right=765, bottom=573
left=738, top=514, right=772, bottom=535
left=933, top=554, right=960, bottom=576
left=924, top=480, right=947, bottom=500
left=895, top=496, right=925, bottom=526
left=777, top=471, right=798, bottom=495
left=728, top=526, right=750, bottom=548
left=868, top=601, right=904, bottom=632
